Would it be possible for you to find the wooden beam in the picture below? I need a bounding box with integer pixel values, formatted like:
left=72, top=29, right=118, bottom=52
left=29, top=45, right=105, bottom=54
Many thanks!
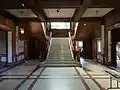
left=0, top=10, right=19, bottom=24
left=1, top=0, right=21, bottom=9
left=20, top=18, right=40, bottom=22
left=1, top=0, right=120, bottom=9
left=47, top=18, right=72, bottom=22
left=31, top=8, right=47, bottom=21
left=36, top=0, right=84, bottom=8
left=80, top=17, right=103, bottom=22
left=89, top=0, right=120, bottom=8
left=103, top=8, right=119, bottom=19
left=19, top=0, right=47, bottom=21
left=72, top=0, right=90, bottom=21
left=72, top=8, right=87, bottom=21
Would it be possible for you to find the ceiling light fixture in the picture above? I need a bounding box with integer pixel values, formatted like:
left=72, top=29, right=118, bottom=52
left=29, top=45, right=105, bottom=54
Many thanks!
left=21, top=0, right=26, bottom=8
left=22, top=3, right=25, bottom=7
left=20, top=28, right=24, bottom=34
left=96, top=9, right=99, bottom=17
left=84, top=24, right=86, bottom=26
left=57, top=9, right=60, bottom=12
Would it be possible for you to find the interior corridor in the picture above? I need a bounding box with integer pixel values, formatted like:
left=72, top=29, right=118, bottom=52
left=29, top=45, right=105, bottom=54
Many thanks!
left=0, top=38, right=119, bottom=90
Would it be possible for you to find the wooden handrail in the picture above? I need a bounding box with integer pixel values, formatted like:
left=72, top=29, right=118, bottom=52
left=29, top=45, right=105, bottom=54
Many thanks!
left=0, top=24, right=14, bottom=31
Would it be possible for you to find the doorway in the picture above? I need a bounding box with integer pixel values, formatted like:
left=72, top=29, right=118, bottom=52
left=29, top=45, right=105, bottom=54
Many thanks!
left=116, top=42, right=120, bottom=68
left=0, top=30, right=8, bottom=68
left=111, top=28, right=120, bottom=67
left=96, top=39, right=103, bottom=63
left=83, top=39, right=93, bottom=59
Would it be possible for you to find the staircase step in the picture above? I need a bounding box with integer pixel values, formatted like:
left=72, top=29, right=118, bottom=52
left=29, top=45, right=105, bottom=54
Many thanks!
left=40, top=64, right=82, bottom=67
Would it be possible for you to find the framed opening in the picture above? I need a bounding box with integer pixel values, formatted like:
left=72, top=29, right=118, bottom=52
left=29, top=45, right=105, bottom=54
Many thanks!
left=51, top=22, right=70, bottom=29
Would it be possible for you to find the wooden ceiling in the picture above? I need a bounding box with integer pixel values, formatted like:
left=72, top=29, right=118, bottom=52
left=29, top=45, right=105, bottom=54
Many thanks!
left=75, top=18, right=102, bottom=41
left=1, top=0, right=120, bottom=9
left=0, top=0, right=119, bottom=41
left=1, top=0, right=119, bottom=21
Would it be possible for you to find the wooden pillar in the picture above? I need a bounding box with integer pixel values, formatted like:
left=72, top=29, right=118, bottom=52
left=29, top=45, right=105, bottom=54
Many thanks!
left=7, top=31, right=13, bottom=63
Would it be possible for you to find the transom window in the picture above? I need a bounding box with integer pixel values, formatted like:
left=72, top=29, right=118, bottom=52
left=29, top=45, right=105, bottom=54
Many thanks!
left=51, top=22, right=70, bottom=29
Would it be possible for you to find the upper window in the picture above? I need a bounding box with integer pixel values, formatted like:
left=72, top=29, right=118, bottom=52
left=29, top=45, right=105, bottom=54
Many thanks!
left=51, top=22, right=70, bottom=29
left=97, top=40, right=101, bottom=52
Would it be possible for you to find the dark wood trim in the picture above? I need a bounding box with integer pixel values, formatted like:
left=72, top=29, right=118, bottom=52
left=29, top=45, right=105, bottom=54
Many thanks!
left=27, top=67, right=46, bottom=90
left=89, top=0, right=120, bottom=8
left=72, top=9, right=78, bottom=21
left=5, top=0, right=120, bottom=9
left=15, top=64, right=40, bottom=89
left=30, top=0, right=84, bottom=8
left=31, top=8, right=47, bottom=21
left=47, top=18, right=72, bottom=22
left=20, top=18, right=39, bottom=21
left=5, top=31, right=8, bottom=66
left=72, top=8, right=87, bottom=21
left=80, top=17, right=103, bottom=22
left=83, top=69, right=105, bottom=90
left=0, top=60, right=24, bottom=74
left=0, top=24, right=14, bottom=31
left=103, top=8, right=118, bottom=19
left=0, top=10, right=19, bottom=24
left=0, top=30, right=8, bottom=67
left=74, top=67, right=90, bottom=90
left=111, top=28, right=120, bottom=67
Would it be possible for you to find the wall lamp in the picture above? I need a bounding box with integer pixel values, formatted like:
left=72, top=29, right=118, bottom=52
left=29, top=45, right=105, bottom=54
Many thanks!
left=20, top=28, right=24, bottom=34
left=84, top=24, right=87, bottom=26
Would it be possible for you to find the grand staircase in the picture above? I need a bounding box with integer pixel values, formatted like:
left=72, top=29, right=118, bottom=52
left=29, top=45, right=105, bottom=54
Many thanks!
left=40, top=38, right=81, bottom=67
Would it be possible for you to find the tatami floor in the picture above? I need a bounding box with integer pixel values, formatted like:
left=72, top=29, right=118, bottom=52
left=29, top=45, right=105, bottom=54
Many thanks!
left=0, top=38, right=120, bottom=90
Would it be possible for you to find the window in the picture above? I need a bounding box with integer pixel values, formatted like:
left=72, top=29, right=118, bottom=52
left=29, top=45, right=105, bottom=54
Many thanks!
left=78, top=41, right=83, bottom=47
left=51, top=22, right=70, bottom=29
left=97, top=40, right=101, bottom=52
left=75, top=41, right=83, bottom=50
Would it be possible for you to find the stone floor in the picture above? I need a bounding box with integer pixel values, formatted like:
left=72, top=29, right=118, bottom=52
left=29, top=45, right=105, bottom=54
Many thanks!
left=0, top=38, right=120, bottom=90
left=0, top=59, right=120, bottom=90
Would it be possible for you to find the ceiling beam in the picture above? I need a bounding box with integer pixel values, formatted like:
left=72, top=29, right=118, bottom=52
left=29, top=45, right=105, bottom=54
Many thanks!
left=103, top=8, right=119, bottom=19
left=1, top=0, right=48, bottom=22
left=102, top=8, right=120, bottom=25
left=20, top=18, right=40, bottom=21
left=26, top=0, right=84, bottom=8
left=89, top=0, right=120, bottom=8
left=1, top=0, right=21, bottom=9
left=80, top=17, right=103, bottom=22
left=72, top=7, right=87, bottom=21
left=18, top=0, right=48, bottom=21
left=72, top=0, right=90, bottom=21
left=47, top=18, right=72, bottom=22
left=1, top=0, right=120, bottom=9
left=0, top=10, right=19, bottom=23
left=31, top=8, right=47, bottom=21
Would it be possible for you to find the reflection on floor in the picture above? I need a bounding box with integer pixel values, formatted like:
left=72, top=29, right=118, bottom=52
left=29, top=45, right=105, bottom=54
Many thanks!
left=0, top=59, right=119, bottom=90
left=117, top=60, right=120, bottom=68
left=0, top=38, right=120, bottom=90
left=0, top=59, right=120, bottom=90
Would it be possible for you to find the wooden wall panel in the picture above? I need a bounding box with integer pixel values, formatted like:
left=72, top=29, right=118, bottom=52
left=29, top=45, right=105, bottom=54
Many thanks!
left=75, top=21, right=101, bottom=41
left=52, top=29, right=69, bottom=37
left=104, top=9, right=120, bottom=27
left=20, top=19, right=45, bottom=39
